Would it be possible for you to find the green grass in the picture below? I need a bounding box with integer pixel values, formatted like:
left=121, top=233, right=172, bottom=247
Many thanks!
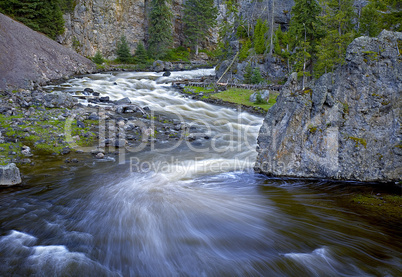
left=183, top=86, right=215, bottom=94
left=211, top=88, right=278, bottom=111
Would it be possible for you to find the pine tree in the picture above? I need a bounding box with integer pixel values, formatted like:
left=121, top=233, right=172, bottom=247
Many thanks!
left=380, top=0, right=402, bottom=32
left=251, top=67, right=264, bottom=84
left=243, top=63, right=253, bottom=84
left=253, top=19, right=269, bottom=54
left=315, top=0, right=356, bottom=77
left=92, top=50, right=104, bottom=64
left=0, top=0, right=65, bottom=39
left=288, top=0, right=324, bottom=75
left=183, top=0, right=218, bottom=55
left=239, top=39, right=252, bottom=61
left=116, top=36, right=132, bottom=63
left=273, top=28, right=291, bottom=72
left=148, top=0, right=173, bottom=59
left=359, top=0, right=383, bottom=37
left=134, top=42, right=148, bottom=64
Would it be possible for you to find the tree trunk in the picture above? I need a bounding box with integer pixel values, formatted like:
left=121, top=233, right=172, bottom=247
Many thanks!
left=270, top=0, right=275, bottom=55
left=195, top=38, right=199, bottom=56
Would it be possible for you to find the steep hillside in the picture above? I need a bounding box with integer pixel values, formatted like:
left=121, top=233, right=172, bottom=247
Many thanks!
left=0, top=13, right=95, bottom=90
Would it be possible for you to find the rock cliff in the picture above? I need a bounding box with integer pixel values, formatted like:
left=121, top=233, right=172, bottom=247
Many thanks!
left=0, top=13, right=95, bottom=90
left=58, top=0, right=294, bottom=59
left=255, top=30, right=402, bottom=182
left=58, top=0, right=226, bottom=58
left=58, top=0, right=147, bottom=59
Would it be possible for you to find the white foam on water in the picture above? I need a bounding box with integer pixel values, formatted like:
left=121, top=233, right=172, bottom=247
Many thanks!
left=0, top=231, right=119, bottom=276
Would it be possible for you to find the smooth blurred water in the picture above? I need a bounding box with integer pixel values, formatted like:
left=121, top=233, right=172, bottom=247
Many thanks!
left=0, top=69, right=401, bottom=276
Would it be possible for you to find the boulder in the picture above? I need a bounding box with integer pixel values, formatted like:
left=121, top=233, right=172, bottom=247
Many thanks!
left=250, top=90, right=270, bottom=103
left=0, top=13, right=95, bottom=90
left=43, top=92, right=77, bottom=108
left=153, top=60, right=165, bottom=72
left=255, top=30, right=402, bottom=182
left=0, top=163, right=22, bottom=186
left=115, top=97, right=132, bottom=105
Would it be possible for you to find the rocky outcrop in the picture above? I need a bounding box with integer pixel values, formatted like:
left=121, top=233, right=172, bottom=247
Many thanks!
left=0, top=163, right=22, bottom=186
left=0, top=13, right=95, bottom=90
left=255, top=30, right=402, bottom=182
left=216, top=56, right=288, bottom=83
left=58, top=0, right=147, bottom=59
left=238, top=0, right=294, bottom=30
left=58, top=0, right=226, bottom=58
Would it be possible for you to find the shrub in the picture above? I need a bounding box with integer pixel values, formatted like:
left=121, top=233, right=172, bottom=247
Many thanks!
left=92, top=51, right=104, bottom=64
left=134, top=42, right=148, bottom=64
left=163, top=47, right=190, bottom=61
left=239, top=39, right=251, bottom=62
left=244, top=63, right=253, bottom=84
left=255, top=92, right=265, bottom=104
left=116, top=35, right=132, bottom=63
left=251, top=67, right=264, bottom=84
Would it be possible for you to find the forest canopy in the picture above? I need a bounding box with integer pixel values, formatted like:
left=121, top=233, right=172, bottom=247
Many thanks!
left=0, top=0, right=74, bottom=39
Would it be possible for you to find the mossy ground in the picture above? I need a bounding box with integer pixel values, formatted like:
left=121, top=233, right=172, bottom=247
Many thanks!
left=0, top=109, right=98, bottom=165
left=183, top=86, right=278, bottom=111
left=211, top=88, right=278, bottom=111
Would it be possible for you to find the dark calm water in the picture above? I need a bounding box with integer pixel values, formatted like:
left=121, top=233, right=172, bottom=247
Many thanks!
left=0, top=69, right=401, bottom=276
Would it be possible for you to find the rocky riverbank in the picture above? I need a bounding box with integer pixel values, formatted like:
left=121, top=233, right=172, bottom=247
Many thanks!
left=0, top=87, right=204, bottom=186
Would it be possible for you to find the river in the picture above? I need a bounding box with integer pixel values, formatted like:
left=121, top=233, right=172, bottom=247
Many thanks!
left=0, top=69, right=401, bottom=276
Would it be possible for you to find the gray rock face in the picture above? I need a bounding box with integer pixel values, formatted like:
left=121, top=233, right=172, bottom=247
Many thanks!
left=0, top=163, right=22, bottom=186
left=58, top=0, right=147, bottom=59
left=238, top=0, right=294, bottom=29
left=255, top=30, right=402, bottom=182
left=0, top=13, right=95, bottom=90
left=58, top=0, right=226, bottom=58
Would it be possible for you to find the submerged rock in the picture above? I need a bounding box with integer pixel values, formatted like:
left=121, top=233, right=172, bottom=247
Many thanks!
left=0, top=163, right=22, bottom=186
left=255, top=30, right=402, bottom=182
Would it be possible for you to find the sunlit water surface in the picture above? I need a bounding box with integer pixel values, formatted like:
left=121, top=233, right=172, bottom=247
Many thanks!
left=0, top=69, right=401, bottom=276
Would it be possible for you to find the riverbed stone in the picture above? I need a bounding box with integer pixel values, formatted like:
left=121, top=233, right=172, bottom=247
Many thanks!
left=255, top=30, right=402, bottom=182
left=44, top=92, right=77, bottom=108
left=0, top=163, right=22, bottom=186
left=115, top=97, right=132, bottom=105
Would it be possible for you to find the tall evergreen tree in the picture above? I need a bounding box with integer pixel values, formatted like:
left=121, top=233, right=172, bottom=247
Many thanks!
left=288, top=0, right=323, bottom=84
left=134, top=42, right=148, bottom=64
left=359, top=0, right=383, bottom=37
left=253, top=18, right=269, bottom=54
left=116, top=35, right=132, bottom=63
left=379, top=0, right=402, bottom=32
left=148, top=0, right=173, bottom=59
left=0, top=0, right=65, bottom=39
left=315, top=0, right=356, bottom=77
left=183, top=0, right=218, bottom=55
